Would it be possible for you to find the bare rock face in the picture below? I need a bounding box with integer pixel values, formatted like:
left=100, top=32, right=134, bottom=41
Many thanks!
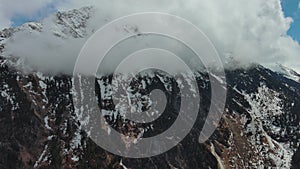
left=0, top=7, right=300, bottom=169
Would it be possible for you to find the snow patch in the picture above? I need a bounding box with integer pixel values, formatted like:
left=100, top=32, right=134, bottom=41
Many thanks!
left=241, top=84, right=294, bottom=168
left=44, top=116, right=52, bottom=130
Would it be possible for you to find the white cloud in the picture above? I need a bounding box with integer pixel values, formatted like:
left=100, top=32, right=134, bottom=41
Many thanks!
left=2, top=0, right=300, bottom=74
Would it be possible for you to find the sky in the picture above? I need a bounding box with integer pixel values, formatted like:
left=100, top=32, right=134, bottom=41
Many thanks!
left=281, top=0, right=300, bottom=43
left=10, top=2, right=57, bottom=27
left=1, top=0, right=300, bottom=74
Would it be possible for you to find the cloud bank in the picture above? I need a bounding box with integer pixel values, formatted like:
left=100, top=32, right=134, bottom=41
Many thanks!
left=2, top=0, right=300, bottom=74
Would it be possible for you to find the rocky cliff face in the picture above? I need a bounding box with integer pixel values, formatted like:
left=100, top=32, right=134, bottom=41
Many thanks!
left=0, top=7, right=300, bottom=169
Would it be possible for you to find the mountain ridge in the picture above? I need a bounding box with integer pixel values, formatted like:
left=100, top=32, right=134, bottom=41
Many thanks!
left=0, top=6, right=300, bottom=169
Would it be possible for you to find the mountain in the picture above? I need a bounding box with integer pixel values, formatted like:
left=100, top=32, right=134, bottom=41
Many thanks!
left=0, top=7, right=300, bottom=169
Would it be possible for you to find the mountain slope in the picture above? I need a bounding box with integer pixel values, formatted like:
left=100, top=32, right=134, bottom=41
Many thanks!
left=0, top=7, right=300, bottom=169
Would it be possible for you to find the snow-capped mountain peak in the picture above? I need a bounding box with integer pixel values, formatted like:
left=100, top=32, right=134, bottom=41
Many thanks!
left=0, top=7, right=300, bottom=169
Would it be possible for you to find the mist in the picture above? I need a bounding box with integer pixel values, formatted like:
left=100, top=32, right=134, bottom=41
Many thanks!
left=3, top=0, right=300, bottom=74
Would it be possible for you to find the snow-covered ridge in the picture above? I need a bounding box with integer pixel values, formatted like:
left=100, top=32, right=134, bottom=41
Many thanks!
left=277, top=64, right=300, bottom=83
left=0, top=6, right=96, bottom=74
left=0, top=6, right=94, bottom=40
